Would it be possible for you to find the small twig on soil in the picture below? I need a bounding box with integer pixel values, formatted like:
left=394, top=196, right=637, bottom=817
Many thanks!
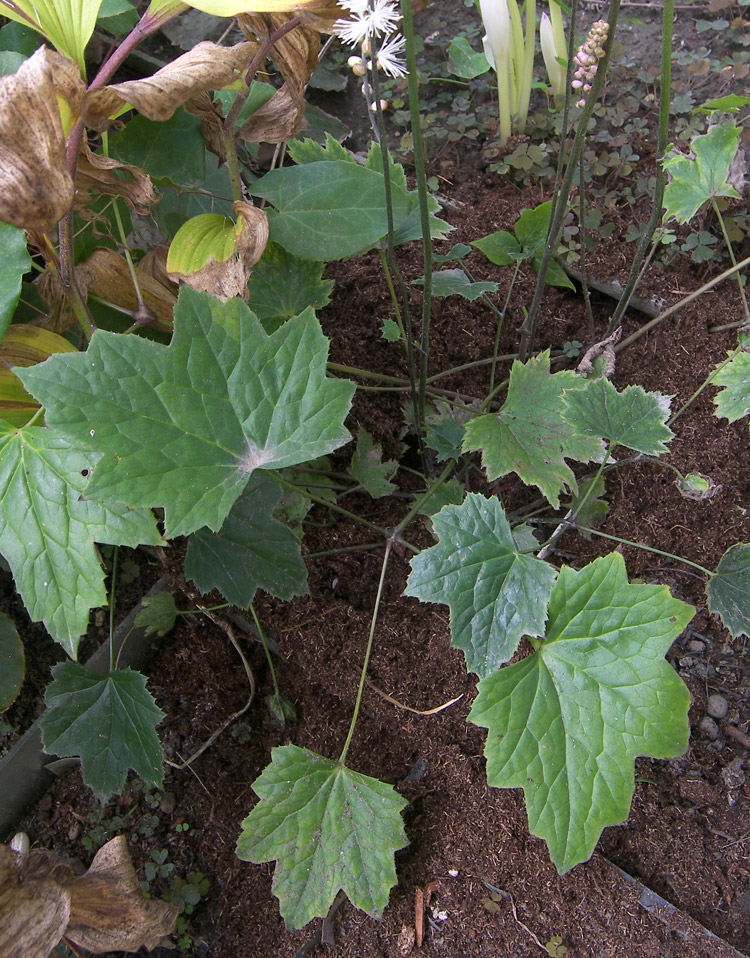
left=508, top=893, right=546, bottom=952
left=165, top=609, right=256, bottom=771
left=364, top=677, right=463, bottom=716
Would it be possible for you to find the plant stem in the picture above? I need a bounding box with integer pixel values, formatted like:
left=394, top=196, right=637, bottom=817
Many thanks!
left=667, top=341, right=745, bottom=428
left=538, top=456, right=608, bottom=560
left=250, top=602, right=280, bottom=699
left=108, top=546, right=118, bottom=672
left=338, top=539, right=393, bottom=766
left=518, top=0, right=621, bottom=361
left=394, top=461, right=455, bottom=532
left=712, top=199, right=750, bottom=323
left=378, top=249, right=407, bottom=344
left=617, top=254, right=750, bottom=351
left=573, top=526, right=713, bottom=577
left=606, top=0, right=674, bottom=335
left=400, top=0, right=434, bottom=452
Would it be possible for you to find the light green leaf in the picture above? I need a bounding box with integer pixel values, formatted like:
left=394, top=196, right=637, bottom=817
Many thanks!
left=40, top=661, right=165, bottom=801
left=449, top=36, right=491, bottom=78
left=0, top=0, right=103, bottom=70
left=696, top=94, right=750, bottom=114
left=166, top=213, right=238, bottom=274
left=97, top=0, right=138, bottom=32
left=424, top=415, right=465, bottom=464
left=563, top=377, right=674, bottom=454
left=251, top=161, right=411, bottom=261
left=469, top=553, right=694, bottom=873
left=380, top=319, right=401, bottom=342
left=417, top=477, right=465, bottom=518
left=18, top=288, right=355, bottom=540
left=413, top=269, right=498, bottom=301
left=185, top=472, right=307, bottom=606
left=348, top=430, right=398, bottom=499
left=663, top=123, right=740, bottom=224
left=472, top=230, right=525, bottom=266
left=287, top=132, right=353, bottom=166
left=134, top=591, right=179, bottom=638
left=712, top=350, right=750, bottom=423
left=0, top=222, right=30, bottom=339
left=108, top=109, right=205, bottom=189
left=0, top=423, right=162, bottom=656
left=236, top=744, right=408, bottom=930
left=463, top=352, right=604, bottom=508
left=515, top=201, right=553, bottom=254
left=706, top=543, right=750, bottom=638
left=247, top=241, right=333, bottom=333
left=405, top=493, right=557, bottom=676
left=0, top=611, right=24, bottom=709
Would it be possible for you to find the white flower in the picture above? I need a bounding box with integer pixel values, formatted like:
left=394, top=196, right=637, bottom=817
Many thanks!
left=376, top=32, right=407, bottom=77
left=334, top=0, right=401, bottom=46
left=540, top=12, right=565, bottom=96
left=479, top=0, right=510, bottom=73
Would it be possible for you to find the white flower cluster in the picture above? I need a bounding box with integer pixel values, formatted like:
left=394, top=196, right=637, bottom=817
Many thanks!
left=334, top=0, right=407, bottom=80
left=571, top=19, right=609, bottom=109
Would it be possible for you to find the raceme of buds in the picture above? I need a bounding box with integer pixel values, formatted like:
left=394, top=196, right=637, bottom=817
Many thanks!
left=572, top=19, right=609, bottom=109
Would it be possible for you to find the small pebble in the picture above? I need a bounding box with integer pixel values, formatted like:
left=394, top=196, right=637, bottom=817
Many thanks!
left=707, top=694, right=729, bottom=719
left=722, top=757, right=746, bottom=790
left=699, top=716, right=719, bottom=740
left=687, top=639, right=706, bottom=653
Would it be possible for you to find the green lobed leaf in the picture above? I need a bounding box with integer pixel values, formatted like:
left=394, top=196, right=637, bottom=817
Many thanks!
left=40, top=661, right=165, bottom=802
left=108, top=109, right=205, bottom=189
left=0, top=222, right=30, bottom=339
left=712, top=350, right=750, bottom=423
left=563, top=377, right=674, bottom=454
left=19, top=288, right=355, bottom=540
left=0, top=423, right=162, bottom=656
left=247, top=241, right=333, bottom=333
left=185, top=471, right=307, bottom=607
left=348, top=429, right=398, bottom=498
left=449, top=36, right=491, bottom=78
left=0, top=610, right=24, bottom=709
left=662, top=123, right=740, bottom=224
left=462, top=352, right=604, bottom=508
left=417, top=477, right=465, bottom=518
left=287, top=133, right=353, bottom=166
left=706, top=543, right=750, bottom=638
left=413, top=269, right=498, bottom=301
left=469, top=553, right=694, bottom=873
left=405, top=493, right=557, bottom=677
left=236, top=744, right=408, bottom=930
left=134, top=591, right=179, bottom=638
left=252, top=161, right=412, bottom=261
left=472, top=230, right=525, bottom=266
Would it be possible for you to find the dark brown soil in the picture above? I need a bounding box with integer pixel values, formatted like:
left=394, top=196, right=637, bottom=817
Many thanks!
left=6, top=6, right=750, bottom=958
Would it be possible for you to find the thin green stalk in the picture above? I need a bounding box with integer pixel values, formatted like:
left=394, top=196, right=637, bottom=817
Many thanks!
left=109, top=547, right=118, bottom=672
left=573, top=526, right=713, bottom=577
left=667, top=341, right=745, bottom=428
left=538, top=455, right=608, bottom=560
left=606, top=0, right=674, bottom=335
left=249, top=602, right=279, bottom=699
left=519, top=0, right=621, bottom=361
left=578, top=149, right=595, bottom=341
left=338, top=540, right=393, bottom=766
left=488, top=260, right=520, bottom=395
left=712, top=199, right=750, bottom=323
left=399, top=0, right=434, bottom=449
left=378, top=249, right=406, bottom=343
left=617, top=253, right=750, bottom=351
left=394, top=462, right=455, bottom=533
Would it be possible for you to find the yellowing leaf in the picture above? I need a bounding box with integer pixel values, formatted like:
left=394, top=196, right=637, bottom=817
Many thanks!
left=167, top=201, right=269, bottom=301
left=178, top=0, right=336, bottom=16
left=0, top=325, right=77, bottom=426
left=0, top=47, right=82, bottom=231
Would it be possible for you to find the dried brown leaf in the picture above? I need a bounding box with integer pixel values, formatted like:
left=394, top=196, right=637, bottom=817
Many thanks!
left=75, top=142, right=159, bottom=215
left=237, top=83, right=306, bottom=143
left=82, top=40, right=258, bottom=131
left=0, top=843, right=73, bottom=958
left=78, top=248, right=178, bottom=328
left=168, top=201, right=269, bottom=302
left=185, top=91, right=227, bottom=165
left=0, top=47, right=83, bottom=231
left=65, top=836, right=178, bottom=954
